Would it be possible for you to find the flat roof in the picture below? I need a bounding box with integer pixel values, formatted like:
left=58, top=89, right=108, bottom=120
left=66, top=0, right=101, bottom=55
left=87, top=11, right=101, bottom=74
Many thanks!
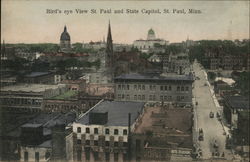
left=114, top=73, right=194, bottom=82
left=1, top=84, right=66, bottom=92
left=24, top=72, right=51, bottom=77
left=77, top=101, right=145, bottom=126
left=225, top=95, right=249, bottom=110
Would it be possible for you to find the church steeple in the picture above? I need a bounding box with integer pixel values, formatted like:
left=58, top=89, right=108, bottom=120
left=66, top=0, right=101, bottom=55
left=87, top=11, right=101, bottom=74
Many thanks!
left=106, top=20, right=114, bottom=68
left=106, top=20, right=113, bottom=54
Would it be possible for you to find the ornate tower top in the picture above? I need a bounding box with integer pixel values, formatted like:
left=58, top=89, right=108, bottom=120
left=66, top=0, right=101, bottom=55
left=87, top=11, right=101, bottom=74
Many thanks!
left=147, top=28, right=156, bottom=40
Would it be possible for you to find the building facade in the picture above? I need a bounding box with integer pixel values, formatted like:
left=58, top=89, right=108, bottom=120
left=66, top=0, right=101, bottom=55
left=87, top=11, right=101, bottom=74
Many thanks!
left=133, top=28, right=168, bottom=53
left=114, top=73, right=194, bottom=106
left=71, top=100, right=145, bottom=162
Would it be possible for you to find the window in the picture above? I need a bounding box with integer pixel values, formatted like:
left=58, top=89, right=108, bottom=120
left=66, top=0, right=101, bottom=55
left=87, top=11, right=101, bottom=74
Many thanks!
left=138, top=95, right=141, bottom=100
left=160, top=96, right=163, bottom=101
left=114, top=129, right=119, bottom=135
left=149, top=95, right=152, bottom=100
left=138, top=85, right=141, bottom=90
left=35, top=152, right=39, bottom=162
left=122, top=85, right=125, bottom=90
left=85, top=150, right=90, bottom=160
left=160, top=86, right=164, bottom=91
left=153, top=95, right=156, bottom=101
left=150, top=85, right=152, bottom=90
left=45, top=152, right=50, bottom=160
left=105, top=128, right=110, bottom=135
left=134, top=95, right=137, bottom=100
left=24, top=152, right=28, bottom=162
left=164, top=96, right=167, bottom=100
left=114, top=142, right=118, bottom=147
left=177, top=86, right=180, bottom=91
left=142, top=95, right=145, bottom=100
left=77, top=139, right=81, bottom=144
left=122, top=94, right=125, bottom=99
left=181, top=96, right=184, bottom=100
left=181, top=86, right=184, bottom=91
left=94, top=152, right=99, bottom=161
left=134, top=85, right=137, bottom=90
left=127, top=85, right=129, bottom=90
left=126, top=95, right=130, bottom=100
left=177, top=96, right=180, bottom=101
left=105, top=141, right=110, bottom=146
left=85, top=140, right=90, bottom=145
left=186, top=87, right=189, bottom=91
left=77, top=150, right=82, bottom=161
left=118, top=85, right=121, bottom=90
left=118, top=94, right=121, bottom=100
left=165, top=86, right=168, bottom=91
left=94, top=128, right=98, bottom=134
left=105, top=152, right=110, bottom=161
left=94, top=140, right=98, bottom=146
left=77, top=127, right=81, bottom=133
left=114, top=153, right=119, bottom=162
left=123, top=142, right=127, bottom=147
left=142, top=85, right=145, bottom=90
left=86, top=127, right=90, bottom=133
left=123, top=129, right=128, bottom=135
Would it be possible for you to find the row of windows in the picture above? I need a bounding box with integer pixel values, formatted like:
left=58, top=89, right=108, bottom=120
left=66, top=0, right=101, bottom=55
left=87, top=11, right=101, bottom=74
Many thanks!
left=117, top=94, right=188, bottom=101
left=117, top=84, right=190, bottom=91
left=176, top=86, right=189, bottom=91
left=77, top=139, right=127, bottom=147
left=77, top=151, right=126, bottom=161
left=77, top=127, right=127, bottom=135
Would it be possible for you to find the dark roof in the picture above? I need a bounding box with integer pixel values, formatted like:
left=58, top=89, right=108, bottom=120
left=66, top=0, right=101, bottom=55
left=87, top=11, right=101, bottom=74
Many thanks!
left=77, top=101, right=145, bottom=126
left=225, top=96, right=249, bottom=110
left=24, top=72, right=51, bottom=77
left=60, top=26, right=70, bottom=41
left=114, top=73, right=194, bottom=82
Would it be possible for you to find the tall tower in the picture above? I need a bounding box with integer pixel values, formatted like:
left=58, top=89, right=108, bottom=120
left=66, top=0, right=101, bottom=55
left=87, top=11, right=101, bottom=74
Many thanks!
left=60, top=25, right=71, bottom=52
left=106, top=21, right=114, bottom=68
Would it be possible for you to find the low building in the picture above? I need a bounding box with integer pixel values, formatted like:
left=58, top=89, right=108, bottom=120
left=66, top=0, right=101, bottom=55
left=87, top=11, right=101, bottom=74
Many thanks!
left=0, top=84, right=67, bottom=112
left=22, top=72, right=55, bottom=84
left=19, top=112, right=76, bottom=162
left=114, top=73, right=194, bottom=106
left=62, top=79, right=86, bottom=92
left=131, top=105, right=193, bottom=161
left=166, top=53, right=190, bottom=74
left=71, top=100, right=145, bottom=162
left=223, top=95, right=249, bottom=129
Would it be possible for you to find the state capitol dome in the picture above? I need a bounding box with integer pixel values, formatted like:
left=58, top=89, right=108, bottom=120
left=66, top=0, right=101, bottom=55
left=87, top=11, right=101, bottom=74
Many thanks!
left=60, top=26, right=70, bottom=41
left=147, top=28, right=156, bottom=40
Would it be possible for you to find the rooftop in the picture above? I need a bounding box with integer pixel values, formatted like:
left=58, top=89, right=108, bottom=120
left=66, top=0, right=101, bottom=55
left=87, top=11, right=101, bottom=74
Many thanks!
left=224, top=95, right=249, bottom=110
left=1, top=84, right=66, bottom=92
left=77, top=100, right=145, bottom=126
left=24, top=72, right=51, bottom=77
left=51, top=90, right=77, bottom=100
left=115, top=73, right=194, bottom=82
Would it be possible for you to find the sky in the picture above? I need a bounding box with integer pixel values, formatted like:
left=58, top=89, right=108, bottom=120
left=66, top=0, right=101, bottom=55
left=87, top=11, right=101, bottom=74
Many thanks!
left=1, top=0, right=249, bottom=44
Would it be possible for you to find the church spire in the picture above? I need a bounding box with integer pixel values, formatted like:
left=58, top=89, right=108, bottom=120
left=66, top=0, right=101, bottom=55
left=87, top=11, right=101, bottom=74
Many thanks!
left=106, top=20, right=114, bottom=69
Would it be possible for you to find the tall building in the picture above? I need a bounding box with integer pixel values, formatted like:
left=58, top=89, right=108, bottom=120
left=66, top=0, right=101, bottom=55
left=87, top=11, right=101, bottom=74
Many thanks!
left=106, top=21, right=114, bottom=68
left=71, top=100, right=145, bottom=162
left=60, top=26, right=71, bottom=52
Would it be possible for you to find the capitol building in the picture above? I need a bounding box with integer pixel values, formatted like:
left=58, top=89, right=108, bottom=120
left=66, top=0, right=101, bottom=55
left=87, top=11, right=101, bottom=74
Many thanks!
left=133, top=28, right=169, bottom=53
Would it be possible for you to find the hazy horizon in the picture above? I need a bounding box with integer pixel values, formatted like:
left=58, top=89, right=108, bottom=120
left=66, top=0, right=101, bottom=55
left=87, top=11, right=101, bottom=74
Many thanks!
left=1, top=0, right=249, bottom=44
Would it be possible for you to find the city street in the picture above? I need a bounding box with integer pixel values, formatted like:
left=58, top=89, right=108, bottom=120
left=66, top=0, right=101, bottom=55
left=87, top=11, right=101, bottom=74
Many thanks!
left=192, top=61, right=233, bottom=160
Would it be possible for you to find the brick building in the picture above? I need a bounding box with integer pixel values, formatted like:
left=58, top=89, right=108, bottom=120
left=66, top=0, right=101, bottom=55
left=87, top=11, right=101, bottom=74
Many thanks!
left=70, top=100, right=145, bottom=162
left=114, top=73, right=194, bottom=106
